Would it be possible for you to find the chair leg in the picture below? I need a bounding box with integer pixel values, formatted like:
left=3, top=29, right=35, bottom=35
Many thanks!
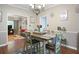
left=32, top=44, right=36, bottom=53
left=29, top=45, right=32, bottom=54
left=38, top=42, right=40, bottom=53
left=43, top=41, right=46, bottom=54
left=36, top=43, right=39, bottom=53
left=36, top=42, right=41, bottom=54
left=48, top=49, right=50, bottom=54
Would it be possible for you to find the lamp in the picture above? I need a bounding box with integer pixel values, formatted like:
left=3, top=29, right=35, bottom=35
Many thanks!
left=30, top=4, right=45, bottom=15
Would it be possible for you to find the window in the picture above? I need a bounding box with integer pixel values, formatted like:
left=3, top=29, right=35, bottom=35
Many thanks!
left=40, top=16, right=48, bottom=32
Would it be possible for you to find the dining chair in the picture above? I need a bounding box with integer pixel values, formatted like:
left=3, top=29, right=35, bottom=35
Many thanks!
left=45, top=32, right=62, bottom=54
left=20, top=32, right=40, bottom=54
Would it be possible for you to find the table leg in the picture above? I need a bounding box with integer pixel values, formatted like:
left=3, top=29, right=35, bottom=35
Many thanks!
left=43, top=41, right=46, bottom=54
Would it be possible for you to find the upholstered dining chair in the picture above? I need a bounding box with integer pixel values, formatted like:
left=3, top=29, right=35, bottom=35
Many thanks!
left=45, top=32, right=62, bottom=54
left=20, top=32, right=40, bottom=54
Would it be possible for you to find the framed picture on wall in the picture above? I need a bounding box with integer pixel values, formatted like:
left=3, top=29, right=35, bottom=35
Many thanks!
left=0, top=10, right=2, bottom=22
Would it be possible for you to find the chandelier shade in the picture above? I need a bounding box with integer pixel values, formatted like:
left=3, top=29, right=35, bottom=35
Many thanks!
left=30, top=4, right=45, bottom=15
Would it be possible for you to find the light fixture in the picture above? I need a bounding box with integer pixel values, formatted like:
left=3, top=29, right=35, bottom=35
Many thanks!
left=30, top=4, right=45, bottom=15
left=60, top=10, right=67, bottom=21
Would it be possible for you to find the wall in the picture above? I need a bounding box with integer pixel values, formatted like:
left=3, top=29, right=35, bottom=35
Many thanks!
left=6, top=5, right=37, bottom=31
left=0, top=4, right=37, bottom=46
left=38, top=4, right=78, bottom=32
left=38, top=4, right=79, bottom=50
left=0, top=5, right=8, bottom=45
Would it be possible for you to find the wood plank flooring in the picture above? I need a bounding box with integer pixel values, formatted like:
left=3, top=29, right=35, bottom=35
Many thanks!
left=61, top=46, right=79, bottom=54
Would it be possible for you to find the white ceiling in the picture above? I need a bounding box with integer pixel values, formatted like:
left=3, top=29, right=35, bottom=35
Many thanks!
left=8, top=4, right=31, bottom=10
left=7, top=4, right=58, bottom=15
left=8, top=4, right=58, bottom=10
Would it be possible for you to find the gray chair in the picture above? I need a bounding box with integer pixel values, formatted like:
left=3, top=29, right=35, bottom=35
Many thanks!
left=20, top=32, right=40, bottom=54
left=45, top=33, right=62, bottom=54
left=20, top=32, right=32, bottom=53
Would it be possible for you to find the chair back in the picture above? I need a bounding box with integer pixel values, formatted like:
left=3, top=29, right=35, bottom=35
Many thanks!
left=20, top=32, right=31, bottom=40
left=54, top=32, right=62, bottom=54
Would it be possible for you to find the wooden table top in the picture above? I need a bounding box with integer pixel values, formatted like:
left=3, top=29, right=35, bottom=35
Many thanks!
left=8, top=35, right=25, bottom=41
left=31, top=33, right=56, bottom=41
left=21, top=31, right=56, bottom=41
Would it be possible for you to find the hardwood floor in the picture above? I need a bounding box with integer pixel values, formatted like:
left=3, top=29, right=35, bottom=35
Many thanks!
left=0, top=45, right=8, bottom=54
left=61, top=46, right=79, bottom=54
left=0, top=45, right=79, bottom=54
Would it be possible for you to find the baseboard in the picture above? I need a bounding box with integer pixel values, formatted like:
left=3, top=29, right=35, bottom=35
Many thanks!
left=0, top=43, right=7, bottom=47
left=61, top=44, right=77, bottom=50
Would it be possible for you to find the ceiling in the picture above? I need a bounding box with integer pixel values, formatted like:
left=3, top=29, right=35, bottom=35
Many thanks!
left=8, top=4, right=58, bottom=15
left=8, top=4, right=58, bottom=10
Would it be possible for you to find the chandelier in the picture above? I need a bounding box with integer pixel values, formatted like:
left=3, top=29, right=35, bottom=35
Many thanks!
left=30, top=4, right=45, bottom=15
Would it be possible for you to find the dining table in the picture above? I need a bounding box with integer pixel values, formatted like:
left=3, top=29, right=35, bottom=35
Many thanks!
left=30, top=31, right=56, bottom=54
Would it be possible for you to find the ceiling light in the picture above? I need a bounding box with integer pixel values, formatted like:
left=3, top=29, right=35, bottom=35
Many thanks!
left=29, top=4, right=45, bottom=15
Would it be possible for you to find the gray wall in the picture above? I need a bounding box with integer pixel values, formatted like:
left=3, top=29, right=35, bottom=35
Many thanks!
left=63, top=31, right=78, bottom=50
left=0, top=5, right=8, bottom=45
left=38, top=4, right=79, bottom=50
